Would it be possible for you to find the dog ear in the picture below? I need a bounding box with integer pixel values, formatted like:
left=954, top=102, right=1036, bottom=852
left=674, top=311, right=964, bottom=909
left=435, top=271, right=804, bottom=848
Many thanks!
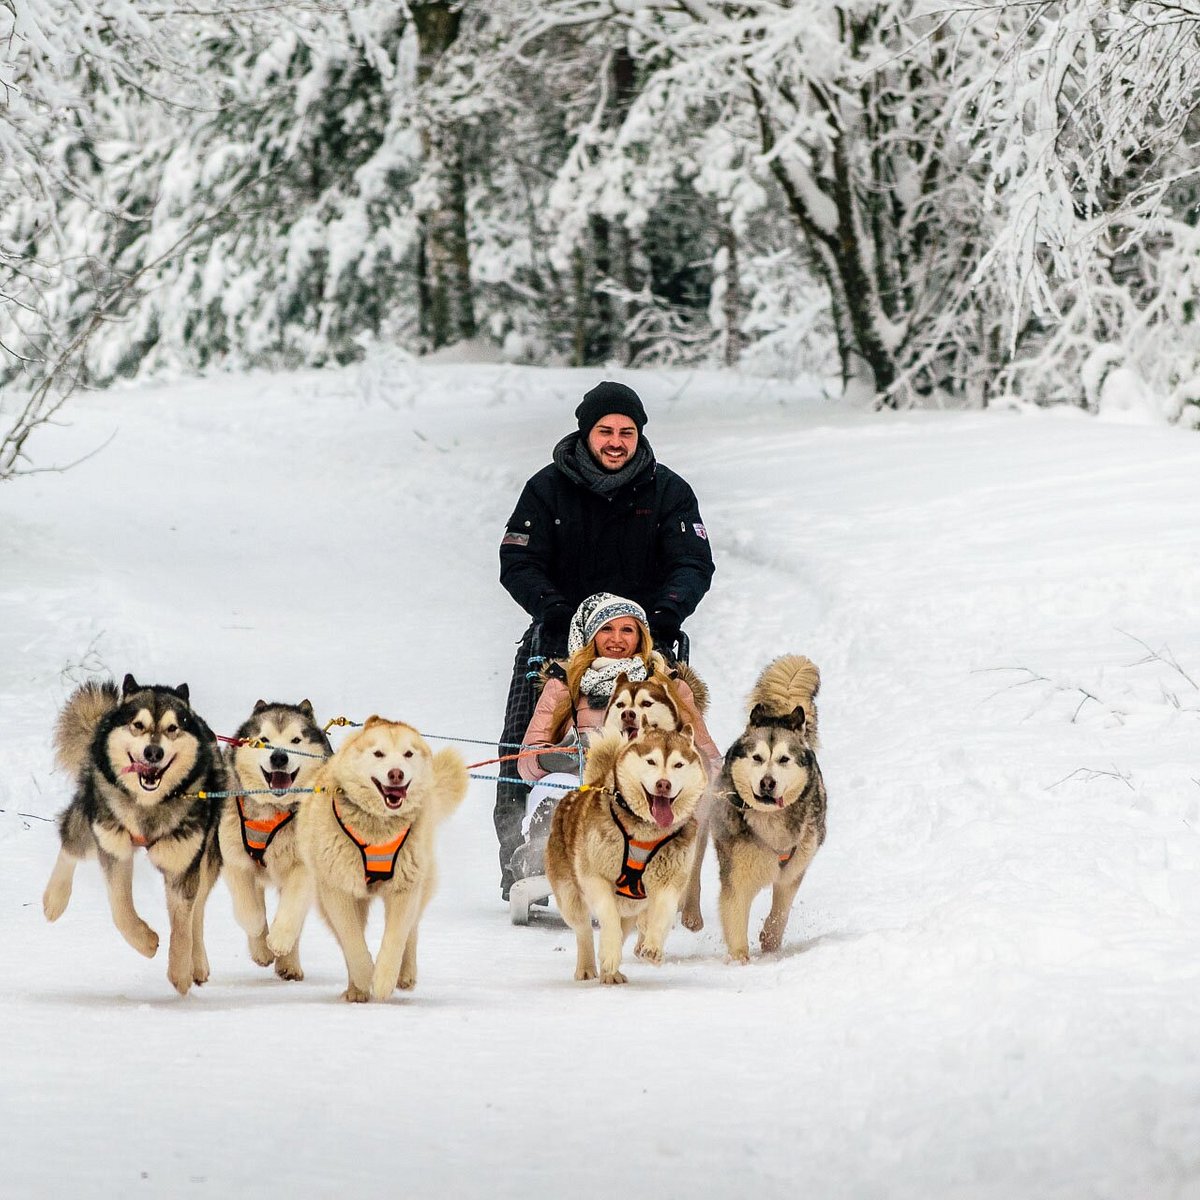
left=614, top=671, right=630, bottom=689
left=173, top=683, right=190, bottom=703
left=785, top=705, right=807, bottom=732
left=253, top=699, right=269, bottom=713
left=298, top=699, right=315, bottom=718
left=678, top=722, right=695, bottom=745
left=121, top=673, right=139, bottom=697
left=362, top=715, right=387, bottom=729
left=749, top=702, right=772, bottom=727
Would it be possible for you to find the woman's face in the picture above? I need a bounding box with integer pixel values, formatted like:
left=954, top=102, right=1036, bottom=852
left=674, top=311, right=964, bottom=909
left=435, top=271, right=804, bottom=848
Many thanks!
left=593, top=618, right=641, bottom=659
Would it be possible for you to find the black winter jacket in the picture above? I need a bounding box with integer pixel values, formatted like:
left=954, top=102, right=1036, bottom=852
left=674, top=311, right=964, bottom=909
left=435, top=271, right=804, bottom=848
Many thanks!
left=499, top=434, right=715, bottom=623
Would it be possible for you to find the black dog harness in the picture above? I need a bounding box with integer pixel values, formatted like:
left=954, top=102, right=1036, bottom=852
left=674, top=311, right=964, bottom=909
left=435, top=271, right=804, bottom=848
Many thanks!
left=236, top=795, right=295, bottom=866
left=609, top=793, right=684, bottom=900
left=332, top=796, right=411, bottom=884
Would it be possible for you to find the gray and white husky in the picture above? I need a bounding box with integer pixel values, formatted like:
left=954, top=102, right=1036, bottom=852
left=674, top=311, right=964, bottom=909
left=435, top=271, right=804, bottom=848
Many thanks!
left=710, top=655, right=827, bottom=962
left=217, top=700, right=331, bottom=980
left=43, top=675, right=224, bottom=994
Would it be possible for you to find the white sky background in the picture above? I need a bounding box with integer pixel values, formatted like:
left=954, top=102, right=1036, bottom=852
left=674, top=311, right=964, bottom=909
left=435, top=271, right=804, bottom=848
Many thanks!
left=2, top=360, right=1199, bottom=1199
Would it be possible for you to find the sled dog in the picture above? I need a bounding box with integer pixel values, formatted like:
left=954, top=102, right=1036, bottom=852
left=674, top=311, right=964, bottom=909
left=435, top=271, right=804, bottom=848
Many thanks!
left=710, top=655, right=826, bottom=962
left=217, top=699, right=331, bottom=980
left=42, top=675, right=223, bottom=994
left=545, top=727, right=707, bottom=984
left=276, top=717, right=468, bottom=1002
left=602, top=673, right=684, bottom=741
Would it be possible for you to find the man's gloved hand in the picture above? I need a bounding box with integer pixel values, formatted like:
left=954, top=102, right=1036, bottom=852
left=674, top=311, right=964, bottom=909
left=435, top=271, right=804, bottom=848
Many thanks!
left=540, top=601, right=573, bottom=640
left=649, top=609, right=681, bottom=650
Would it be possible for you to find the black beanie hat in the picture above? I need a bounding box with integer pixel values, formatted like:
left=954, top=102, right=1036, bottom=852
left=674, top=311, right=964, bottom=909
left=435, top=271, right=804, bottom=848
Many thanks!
left=575, top=380, right=648, bottom=435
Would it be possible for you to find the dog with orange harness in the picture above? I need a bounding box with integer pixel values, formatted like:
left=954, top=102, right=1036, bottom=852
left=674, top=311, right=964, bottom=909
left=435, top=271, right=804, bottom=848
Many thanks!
left=274, top=717, right=468, bottom=1003
left=545, top=727, right=708, bottom=984
left=217, top=700, right=331, bottom=981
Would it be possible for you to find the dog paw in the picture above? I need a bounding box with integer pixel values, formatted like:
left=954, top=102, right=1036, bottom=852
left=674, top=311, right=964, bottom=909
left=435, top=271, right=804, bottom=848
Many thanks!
left=342, top=984, right=370, bottom=1003
left=167, top=968, right=193, bottom=996
left=266, top=932, right=295, bottom=960
left=191, top=955, right=211, bottom=986
left=274, top=955, right=304, bottom=982
left=574, top=965, right=597, bottom=982
left=759, top=931, right=783, bottom=954
left=249, top=934, right=274, bottom=967
left=680, top=907, right=704, bottom=932
left=132, top=924, right=160, bottom=959
left=600, top=970, right=628, bottom=985
left=42, top=886, right=70, bottom=922
left=726, top=948, right=751, bottom=965
left=636, top=942, right=664, bottom=965
left=396, top=973, right=417, bottom=991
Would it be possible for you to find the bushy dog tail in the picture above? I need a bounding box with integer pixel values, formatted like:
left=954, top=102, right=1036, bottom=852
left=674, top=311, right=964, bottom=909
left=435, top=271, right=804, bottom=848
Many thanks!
left=54, top=679, right=120, bottom=777
left=582, top=731, right=623, bottom=787
left=748, top=655, right=821, bottom=745
left=430, top=747, right=469, bottom=821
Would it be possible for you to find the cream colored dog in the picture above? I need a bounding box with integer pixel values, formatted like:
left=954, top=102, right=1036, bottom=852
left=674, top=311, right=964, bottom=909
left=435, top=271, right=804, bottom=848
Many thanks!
left=270, top=717, right=467, bottom=1003
left=545, top=727, right=707, bottom=984
left=217, top=700, right=330, bottom=981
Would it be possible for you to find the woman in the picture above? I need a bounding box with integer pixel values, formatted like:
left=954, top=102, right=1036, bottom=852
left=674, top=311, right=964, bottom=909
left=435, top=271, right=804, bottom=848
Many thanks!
left=507, top=592, right=718, bottom=882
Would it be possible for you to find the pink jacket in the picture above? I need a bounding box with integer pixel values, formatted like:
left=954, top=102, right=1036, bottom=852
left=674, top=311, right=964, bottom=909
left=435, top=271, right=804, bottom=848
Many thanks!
left=518, top=676, right=721, bottom=782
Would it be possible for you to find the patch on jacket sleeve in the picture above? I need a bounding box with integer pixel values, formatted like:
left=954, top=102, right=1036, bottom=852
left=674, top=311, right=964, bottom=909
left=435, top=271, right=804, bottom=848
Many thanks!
left=501, top=530, right=530, bottom=547
left=692, top=523, right=708, bottom=540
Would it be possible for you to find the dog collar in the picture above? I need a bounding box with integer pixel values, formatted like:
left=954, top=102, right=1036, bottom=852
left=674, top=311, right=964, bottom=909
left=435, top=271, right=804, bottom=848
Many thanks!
left=332, top=795, right=411, bottom=884
left=236, top=795, right=295, bottom=867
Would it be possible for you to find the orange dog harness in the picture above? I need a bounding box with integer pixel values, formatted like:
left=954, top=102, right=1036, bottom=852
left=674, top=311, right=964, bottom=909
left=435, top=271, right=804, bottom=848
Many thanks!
left=610, top=798, right=683, bottom=900
left=332, top=797, right=411, bottom=884
left=236, top=796, right=295, bottom=866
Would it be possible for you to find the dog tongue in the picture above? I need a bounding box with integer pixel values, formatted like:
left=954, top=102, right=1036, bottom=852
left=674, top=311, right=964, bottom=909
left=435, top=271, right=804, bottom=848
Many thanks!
left=650, top=797, right=674, bottom=828
left=268, top=771, right=292, bottom=791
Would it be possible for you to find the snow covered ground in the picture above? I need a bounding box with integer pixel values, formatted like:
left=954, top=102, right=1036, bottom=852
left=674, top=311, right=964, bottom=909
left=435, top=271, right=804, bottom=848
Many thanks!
left=2, top=362, right=1199, bottom=1199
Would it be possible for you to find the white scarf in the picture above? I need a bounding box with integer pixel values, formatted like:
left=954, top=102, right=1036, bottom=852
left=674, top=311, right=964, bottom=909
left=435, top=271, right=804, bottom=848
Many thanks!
left=579, top=655, right=649, bottom=700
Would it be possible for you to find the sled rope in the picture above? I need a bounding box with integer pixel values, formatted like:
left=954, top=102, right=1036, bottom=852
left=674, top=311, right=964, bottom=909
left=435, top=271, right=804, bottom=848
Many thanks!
left=193, top=787, right=324, bottom=800
left=469, top=772, right=580, bottom=790
left=215, top=733, right=327, bottom=759
left=464, top=745, right=582, bottom=770
left=324, top=717, right=560, bottom=756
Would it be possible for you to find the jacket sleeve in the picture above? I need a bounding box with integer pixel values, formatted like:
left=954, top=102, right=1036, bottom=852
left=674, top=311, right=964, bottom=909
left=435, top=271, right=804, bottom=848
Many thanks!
left=518, top=680, right=568, bottom=782
left=674, top=680, right=722, bottom=773
left=652, top=474, right=715, bottom=622
left=499, top=476, right=569, bottom=621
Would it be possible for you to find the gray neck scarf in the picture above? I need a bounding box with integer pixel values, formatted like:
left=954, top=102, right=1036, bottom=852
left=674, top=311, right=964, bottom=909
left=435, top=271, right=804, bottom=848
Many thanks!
left=553, top=432, right=655, bottom=497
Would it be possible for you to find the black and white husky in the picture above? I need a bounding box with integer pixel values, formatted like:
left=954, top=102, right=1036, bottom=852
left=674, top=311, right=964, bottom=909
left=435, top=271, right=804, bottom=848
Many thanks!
left=43, top=675, right=224, bottom=994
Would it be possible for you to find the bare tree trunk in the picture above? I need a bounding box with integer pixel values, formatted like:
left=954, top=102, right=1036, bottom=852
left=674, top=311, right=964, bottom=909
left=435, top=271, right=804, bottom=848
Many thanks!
left=412, top=1, right=475, bottom=350
left=721, top=222, right=742, bottom=368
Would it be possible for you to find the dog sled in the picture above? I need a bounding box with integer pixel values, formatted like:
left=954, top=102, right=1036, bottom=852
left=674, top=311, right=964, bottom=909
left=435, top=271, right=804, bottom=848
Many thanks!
left=507, top=629, right=692, bottom=926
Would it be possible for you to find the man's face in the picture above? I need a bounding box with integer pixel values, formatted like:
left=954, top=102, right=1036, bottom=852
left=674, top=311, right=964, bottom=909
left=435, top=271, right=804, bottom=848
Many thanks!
left=586, top=413, right=639, bottom=472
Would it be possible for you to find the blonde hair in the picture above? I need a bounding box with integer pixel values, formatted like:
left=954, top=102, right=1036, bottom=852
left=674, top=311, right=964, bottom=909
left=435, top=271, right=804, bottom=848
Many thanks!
left=547, top=620, right=654, bottom=742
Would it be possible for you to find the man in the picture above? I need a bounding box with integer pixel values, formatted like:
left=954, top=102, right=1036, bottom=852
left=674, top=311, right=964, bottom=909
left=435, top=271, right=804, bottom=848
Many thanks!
left=495, top=379, right=715, bottom=897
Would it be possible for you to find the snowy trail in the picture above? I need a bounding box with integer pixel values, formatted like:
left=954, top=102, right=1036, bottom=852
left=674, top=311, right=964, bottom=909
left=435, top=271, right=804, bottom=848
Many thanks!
left=3, top=366, right=1200, bottom=1198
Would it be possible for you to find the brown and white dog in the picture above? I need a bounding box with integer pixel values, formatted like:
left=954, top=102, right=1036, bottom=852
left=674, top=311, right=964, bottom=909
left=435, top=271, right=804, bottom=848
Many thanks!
left=275, top=717, right=467, bottom=1002
left=545, top=727, right=708, bottom=984
left=709, top=655, right=826, bottom=962
left=602, top=672, right=683, bottom=742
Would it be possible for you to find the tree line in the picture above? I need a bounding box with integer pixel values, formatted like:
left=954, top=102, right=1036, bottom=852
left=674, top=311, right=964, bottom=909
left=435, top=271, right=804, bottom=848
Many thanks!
left=3, top=1, right=1199, bottom=475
